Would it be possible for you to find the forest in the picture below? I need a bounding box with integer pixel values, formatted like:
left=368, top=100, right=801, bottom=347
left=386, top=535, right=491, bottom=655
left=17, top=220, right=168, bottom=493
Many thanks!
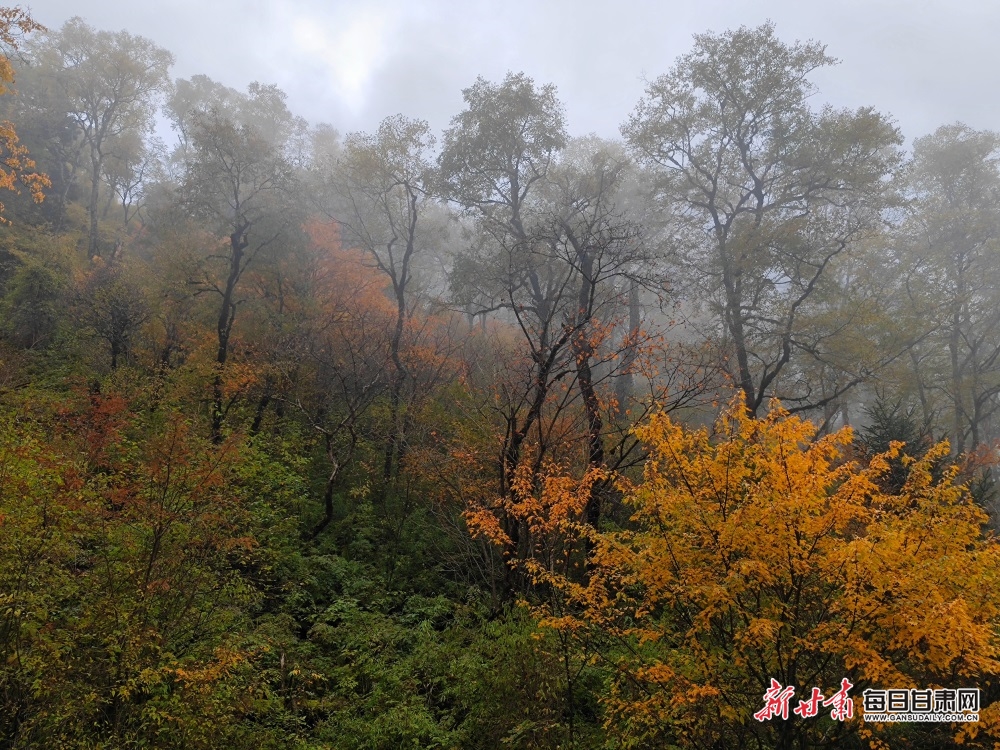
left=0, top=6, right=999, bottom=749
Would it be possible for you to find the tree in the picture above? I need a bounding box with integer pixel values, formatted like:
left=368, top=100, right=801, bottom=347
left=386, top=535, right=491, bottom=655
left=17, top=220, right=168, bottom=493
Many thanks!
left=325, top=114, right=437, bottom=484
left=895, top=124, right=1000, bottom=454
left=0, top=257, right=64, bottom=348
left=0, top=56, right=79, bottom=226
left=175, top=79, right=302, bottom=442
left=623, top=23, right=902, bottom=417
left=438, top=72, right=573, bottom=574
left=77, top=258, right=149, bottom=369
left=508, top=398, right=1000, bottom=749
left=164, top=74, right=247, bottom=172
left=44, top=17, right=172, bottom=256
left=0, top=7, right=48, bottom=222
left=441, top=77, right=712, bottom=587
left=99, top=128, right=164, bottom=234
left=284, top=220, right=395, bottom=537
left=0, top=389, right=307, bottom=748
left=540, top=138, right=650, bottom=498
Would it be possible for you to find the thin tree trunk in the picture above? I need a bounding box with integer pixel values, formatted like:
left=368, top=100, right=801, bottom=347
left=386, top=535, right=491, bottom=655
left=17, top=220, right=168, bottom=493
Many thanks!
left=573, top=252, right=604, bottom=529
left=250, top=376, right=273, bottom=436
left=951, top=308, right=965, bottom=455
left=615, top=278, right=640, bottom=418
left=211, top=224, right=247, bottom=443
left=88, top=153, right=103, bottom=257
left=382, top=293, right=406, bottom=483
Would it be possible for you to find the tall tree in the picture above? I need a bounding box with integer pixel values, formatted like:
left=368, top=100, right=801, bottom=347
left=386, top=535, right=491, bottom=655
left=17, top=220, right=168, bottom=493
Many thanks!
left=0, top=7, right=48, bottom=222
left=325, top=114, right=436, bottom=484
left=441, top=77, right=690, bottom=581
left=44, top=18, right=171, bottom=256
left=175, top=79, right=302, bottom=442
left=533, top=136, right=649, bottom=526
left=623, top=23, right=902, bottom=416
left=439, top=72, right=570, bottom=561
left=898, top=124, right=1000, bottom=453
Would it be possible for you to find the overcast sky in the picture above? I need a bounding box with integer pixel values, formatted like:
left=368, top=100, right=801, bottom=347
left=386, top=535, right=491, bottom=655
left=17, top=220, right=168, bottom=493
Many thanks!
left=23, top=0, right=1000, bottom=146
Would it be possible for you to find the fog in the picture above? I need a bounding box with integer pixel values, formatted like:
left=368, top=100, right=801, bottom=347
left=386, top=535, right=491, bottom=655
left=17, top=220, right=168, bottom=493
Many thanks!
left=27, top=0, right=1000, bottom=143
left=3, top=6, right=1000, bottom=747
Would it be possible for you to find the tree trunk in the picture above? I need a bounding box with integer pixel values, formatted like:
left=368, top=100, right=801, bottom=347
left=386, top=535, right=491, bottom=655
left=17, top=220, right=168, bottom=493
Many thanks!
left=950, top=307, right=965, bottom=455
left=88, top=153, right=103, bottom=257
left=382, top=291, right=406, bottom=483
left=573, top=251, right=605, bottom=529
left=210, top=224, right=248, bottom=443
left=614, top=278, right=640, bottom=418
left=249, top=375, right=273, bottom=436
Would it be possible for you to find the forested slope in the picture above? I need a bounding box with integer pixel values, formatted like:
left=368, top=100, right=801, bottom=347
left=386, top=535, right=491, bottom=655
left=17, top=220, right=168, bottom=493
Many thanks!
left=1, top=10, right=999, bottom=749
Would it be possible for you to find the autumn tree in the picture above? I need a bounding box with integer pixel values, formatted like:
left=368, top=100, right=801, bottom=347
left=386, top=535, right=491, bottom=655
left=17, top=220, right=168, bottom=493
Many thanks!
left=0, top=6, right=48, bottom=222
left=437, top=72, right=572, bottom=578
left=322, top=114, right=438, bottom=484
left=440, top=78, right=634, bottom=509
left=441, top=78, right=707, bottom=584
left=283, top=220, right=396, bottom=536
left=623, top=23, right=902, bottom=417
left=174, top=79, right=303, bottom=441
left=508, top=399, right=1000, bottom=749
left=0, top=56, right=78, bottom=226
left=439, top=85, right=651, bottom=606
left=0, top=387, right=308, bottom=748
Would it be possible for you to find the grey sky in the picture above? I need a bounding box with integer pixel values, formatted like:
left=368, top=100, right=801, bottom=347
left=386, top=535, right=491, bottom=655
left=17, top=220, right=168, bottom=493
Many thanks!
left=24, top=0, right=1000, bottom=145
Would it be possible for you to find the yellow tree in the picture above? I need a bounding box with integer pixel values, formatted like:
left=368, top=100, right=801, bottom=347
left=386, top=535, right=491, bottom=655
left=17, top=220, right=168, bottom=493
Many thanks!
left=510, top=399, right=1000, bottom=749
left=0, top=7, right=48, bottom=221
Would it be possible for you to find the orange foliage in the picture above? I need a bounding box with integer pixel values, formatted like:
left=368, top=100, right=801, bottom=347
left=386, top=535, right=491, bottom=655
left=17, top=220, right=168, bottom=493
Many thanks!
left=0, top=7, right=48, bottom=222
left=306, top=218, right=394, bottom=317
left=465, top=454, right=605, bottom=569
left=488, top=397, right=1000, bottom=748
left=306, top=216, right=463, bottom=396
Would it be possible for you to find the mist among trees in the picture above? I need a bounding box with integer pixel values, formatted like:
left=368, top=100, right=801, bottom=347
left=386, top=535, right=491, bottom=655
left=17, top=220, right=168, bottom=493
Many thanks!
left=1, top=9, right=999, bottom=749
